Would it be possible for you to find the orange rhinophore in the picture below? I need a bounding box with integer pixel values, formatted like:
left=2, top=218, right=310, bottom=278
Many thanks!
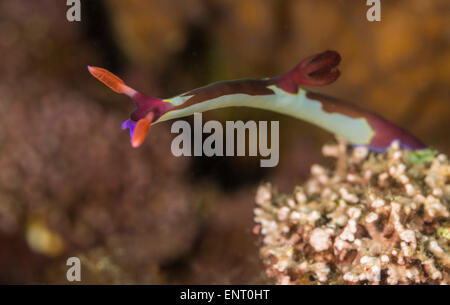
left=87, top=66, right=136, bottom=97
left=131, top=112, right=154, bottom=148
left=88, top=65, right=172, bottom=148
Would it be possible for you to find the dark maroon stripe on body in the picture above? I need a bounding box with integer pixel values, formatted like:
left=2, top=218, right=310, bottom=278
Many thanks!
left=172, top=78, right=276, bottom=111
left=305, top=92, right=426, bottom=150
left=306, top=91, right=370, bottom=119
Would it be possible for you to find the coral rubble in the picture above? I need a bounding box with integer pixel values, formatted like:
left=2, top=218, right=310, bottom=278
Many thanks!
left=254, top=138, right=449, bottom=284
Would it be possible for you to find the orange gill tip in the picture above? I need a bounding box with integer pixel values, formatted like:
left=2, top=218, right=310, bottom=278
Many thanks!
left=87, top=66, right=136, bottom=97
left=131, top=112, right=155, bottom=148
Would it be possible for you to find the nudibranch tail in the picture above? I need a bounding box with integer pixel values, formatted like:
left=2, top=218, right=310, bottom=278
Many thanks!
left=303, top=91, right=426, bottom=152
left=88, top=66, right=174, bottom=147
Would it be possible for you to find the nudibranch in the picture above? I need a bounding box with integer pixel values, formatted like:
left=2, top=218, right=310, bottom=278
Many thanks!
left=88, top=50, right=425, bottom=152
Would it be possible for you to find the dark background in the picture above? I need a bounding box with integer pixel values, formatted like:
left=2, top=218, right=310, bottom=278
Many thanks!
left=0, top=0, right=448, bottom=284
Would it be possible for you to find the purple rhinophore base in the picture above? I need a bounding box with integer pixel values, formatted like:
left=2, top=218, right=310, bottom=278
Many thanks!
left=121, top=119, right=137, bottom=142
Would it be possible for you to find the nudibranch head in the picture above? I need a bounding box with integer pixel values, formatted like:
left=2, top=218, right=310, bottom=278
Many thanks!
left=87, top=66, right=173, bottom=147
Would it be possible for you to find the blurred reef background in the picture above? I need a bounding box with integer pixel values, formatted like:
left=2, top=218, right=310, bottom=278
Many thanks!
left=0, top=0, right=448, bottom=284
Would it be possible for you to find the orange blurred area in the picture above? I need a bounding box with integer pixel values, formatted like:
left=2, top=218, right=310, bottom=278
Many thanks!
left=0, top=0, right=448, bottom=284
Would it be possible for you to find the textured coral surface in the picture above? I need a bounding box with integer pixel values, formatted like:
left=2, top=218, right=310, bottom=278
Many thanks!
left=0, top=0, right=448, bottom=284
left=254, top=139, right=449, bottom=284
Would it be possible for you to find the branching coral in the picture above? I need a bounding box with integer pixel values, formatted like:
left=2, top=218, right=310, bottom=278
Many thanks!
left=254, top=138, right=449, bottom=284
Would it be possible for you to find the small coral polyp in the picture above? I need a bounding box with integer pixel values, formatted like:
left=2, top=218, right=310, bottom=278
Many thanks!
left=254, top=139, right=449, bottom=284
